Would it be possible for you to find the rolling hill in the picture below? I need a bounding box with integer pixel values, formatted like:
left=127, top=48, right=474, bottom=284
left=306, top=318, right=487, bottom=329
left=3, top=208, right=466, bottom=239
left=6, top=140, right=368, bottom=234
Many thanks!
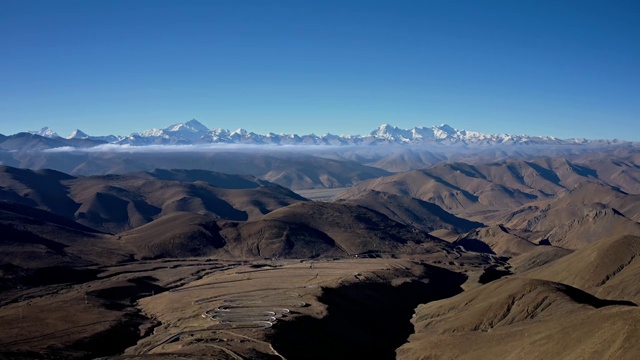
left=0, top=166, right=307, bottom=233
left=219, top=202, right=449, bottom=258
left=398, top=277, right=640, bottom=360
left=523, top=235, right=640, bottom=303
left=337, top=190, right=484, bottom=234
left=453, top=225, right=538, bottom=257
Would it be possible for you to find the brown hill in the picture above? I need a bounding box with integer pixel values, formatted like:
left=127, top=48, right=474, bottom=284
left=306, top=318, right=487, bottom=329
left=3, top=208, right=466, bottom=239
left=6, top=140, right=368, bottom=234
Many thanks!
left=68, top=177, right=244, bottom=233
left=561, top=181, right=640, bottom=220
left=220, top=202, right=449, bottom=258
left=398, top=277, right=640, bottom=360
left=256, top=154, right=391, bottom=190
left=68, top=174, right=307, bottom=233
left=117, top=201, right=449, bottom=260
left=337, top=190, right=483, bottom=233
left=116, top=212, right=225, bottom=259
left=335, top=169, right=481, bottom=213
left=0, top=201, right=125, bottom=269
left=134, top=168, right=270, bottom=189
left=336, top=166, right=539, bottom=217
left=215, top=219, right=347, bottom=259
left=542, top=208, right=640, bottom=249
left=453, top=224, right=538, bottom=257
left=13, top=151, right=391, bottom=190
left=336, top=156, right=640, bottom=220
left=494, top=182, right=640, bottom=249
left=367, top=148, right=446, bottom=172
left=507, top=245, right=573, bottom=273
left=524, top=235, right=640, bottom=303
left=576, top=155, right=640, bottom=194
left=0, top=166, right=306, bottom=234
left=420, top=157, right=605, bottom=199
left=336, top=157, right=604, bottom=216
left=0, top=166, right=79, bottom=218
left=501, top=181, right=640, bottom=230
left=211, top=184, right=308, bottom=220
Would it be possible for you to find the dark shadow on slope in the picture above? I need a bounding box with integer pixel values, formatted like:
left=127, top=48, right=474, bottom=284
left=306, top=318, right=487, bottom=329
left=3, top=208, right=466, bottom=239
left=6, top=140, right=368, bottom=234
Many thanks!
left=524, top=161, right=563, bottom=186
left=190, top=185, right=249, bottom=221
left=557, top=282, right=638, bottom=308
left=570, top=163, right=598, bottom=178
left=270, top=264, right=467, bottom=360
left=87, top=276, right=166, bottom=311
left=0, top=200, right=103, bottom=233
left=424, top=173, right=480, bottom=203
left=415, top=202, right=485, bottom=232
left=454, top=238, right=496, bottom=255
left=0, top=165, right=80, bottom=218
left=68, top=311, right=157, bottom=360
left=143, top=168, right=268, bottom=189
left=478, top=265, right=511, bottom=284
left=22, top=267, right=103, bottom=287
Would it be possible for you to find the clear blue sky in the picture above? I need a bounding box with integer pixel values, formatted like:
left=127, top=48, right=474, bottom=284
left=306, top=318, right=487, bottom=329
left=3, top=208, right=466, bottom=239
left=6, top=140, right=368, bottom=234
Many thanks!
left=1, top=0, right=638, bottom=139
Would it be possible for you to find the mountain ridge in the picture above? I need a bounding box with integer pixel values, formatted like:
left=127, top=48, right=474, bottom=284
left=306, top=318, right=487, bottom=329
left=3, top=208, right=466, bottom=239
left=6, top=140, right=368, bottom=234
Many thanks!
left=16, top=119, right=630, bottom=147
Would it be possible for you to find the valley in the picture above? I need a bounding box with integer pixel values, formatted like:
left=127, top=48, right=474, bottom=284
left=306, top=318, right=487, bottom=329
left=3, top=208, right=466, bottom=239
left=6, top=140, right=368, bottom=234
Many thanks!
left=0, top=135, right=639, bottom=359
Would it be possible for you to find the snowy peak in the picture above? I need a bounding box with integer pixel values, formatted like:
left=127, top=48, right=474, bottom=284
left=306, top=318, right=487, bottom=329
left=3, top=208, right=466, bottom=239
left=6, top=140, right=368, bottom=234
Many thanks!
left=112, top=121, right=602, bottom=146
left=371, top=124, right=409, bottom=138
left=29, top=127, right=59, bottom=138
left=432, top=124, right=457, bottom=139
left=165, top=119, right=209, bottom=133
left=66, top=129, right=89, bottom=140
left=231, top=128, right=248, bottom=136
left=370, top=123, right=462, bottom=142
left=134, top=119, right=211, bottom=143
left=18, top=120, right=610, bottom=147
left=139, top=128, right=165, bottom=137
left=65, top=129, right=121, bottom=143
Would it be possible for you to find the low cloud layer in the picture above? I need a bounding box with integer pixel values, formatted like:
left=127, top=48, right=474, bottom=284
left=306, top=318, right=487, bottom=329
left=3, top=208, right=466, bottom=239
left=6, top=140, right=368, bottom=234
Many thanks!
left=41, top=143, right=374, bottom=154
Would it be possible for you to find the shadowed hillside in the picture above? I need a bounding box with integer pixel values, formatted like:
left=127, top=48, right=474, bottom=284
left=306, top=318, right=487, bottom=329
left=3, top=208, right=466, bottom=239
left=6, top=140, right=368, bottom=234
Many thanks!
left=398, top=277, right=640, bottom=360
left=338, top=190, right=484, bottom=233
left=453, top=224, right=538, bottom=257
left=524, top=235, right=640, bottom=302
left=217, top=202, right=450, bottom=259
left=0, top=166, right=307, bottom=233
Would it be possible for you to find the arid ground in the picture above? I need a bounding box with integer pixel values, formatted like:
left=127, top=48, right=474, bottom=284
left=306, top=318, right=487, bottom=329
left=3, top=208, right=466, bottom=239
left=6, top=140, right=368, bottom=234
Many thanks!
left=1, top=145, right=640, bottom=359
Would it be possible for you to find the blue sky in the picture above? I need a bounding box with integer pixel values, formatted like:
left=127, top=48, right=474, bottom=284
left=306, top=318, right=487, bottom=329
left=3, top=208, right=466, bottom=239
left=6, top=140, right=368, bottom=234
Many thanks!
left=1, top=0, right=638, bottom=139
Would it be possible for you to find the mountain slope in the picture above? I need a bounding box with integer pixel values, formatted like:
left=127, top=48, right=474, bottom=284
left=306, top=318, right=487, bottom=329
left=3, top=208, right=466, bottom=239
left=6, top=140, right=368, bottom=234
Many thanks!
left=497, top=182, right=640, bottom=248
left=500, top=182, right=638, bottom=229
left=337, top=190, right=483, bottom=234
left=0, top=166, right=79, bottom=218
left=212, top=202, right=449, bottom=259
left=116, top=212, right=226, bottom=259
left=135, top=168, right=270, bottom=189
left=10, top=151, right=391, bottom=190
left=336, top=157, right=638, bottom=218
left=453, top=225, right=539, bottom=257
left=524, top=235, right=640, bottom=303
left=0, top=166, right=306, bottom=233
left=398, top=277, right=640, bottom=360
left=0, top=201, right=124, bottom=269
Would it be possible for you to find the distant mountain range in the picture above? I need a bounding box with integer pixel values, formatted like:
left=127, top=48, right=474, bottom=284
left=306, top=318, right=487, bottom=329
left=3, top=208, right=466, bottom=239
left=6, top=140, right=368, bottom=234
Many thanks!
left=15, top=119, right=625, bottom=147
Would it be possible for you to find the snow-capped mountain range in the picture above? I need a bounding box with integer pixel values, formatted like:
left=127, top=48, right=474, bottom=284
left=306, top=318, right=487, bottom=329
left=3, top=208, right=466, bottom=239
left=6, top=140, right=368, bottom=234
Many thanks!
left=22, top=119, right=599, bottom=147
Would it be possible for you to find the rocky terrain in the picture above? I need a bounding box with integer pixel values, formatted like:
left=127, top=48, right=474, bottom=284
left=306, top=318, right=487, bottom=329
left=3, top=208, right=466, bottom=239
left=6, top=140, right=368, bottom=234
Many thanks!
left=1, top=139, right=639, bottom=359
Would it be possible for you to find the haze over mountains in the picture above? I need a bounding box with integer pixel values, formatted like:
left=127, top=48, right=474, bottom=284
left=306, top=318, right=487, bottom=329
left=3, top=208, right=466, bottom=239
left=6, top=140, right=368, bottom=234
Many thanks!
left=2, top=119, right=640, bottom=359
